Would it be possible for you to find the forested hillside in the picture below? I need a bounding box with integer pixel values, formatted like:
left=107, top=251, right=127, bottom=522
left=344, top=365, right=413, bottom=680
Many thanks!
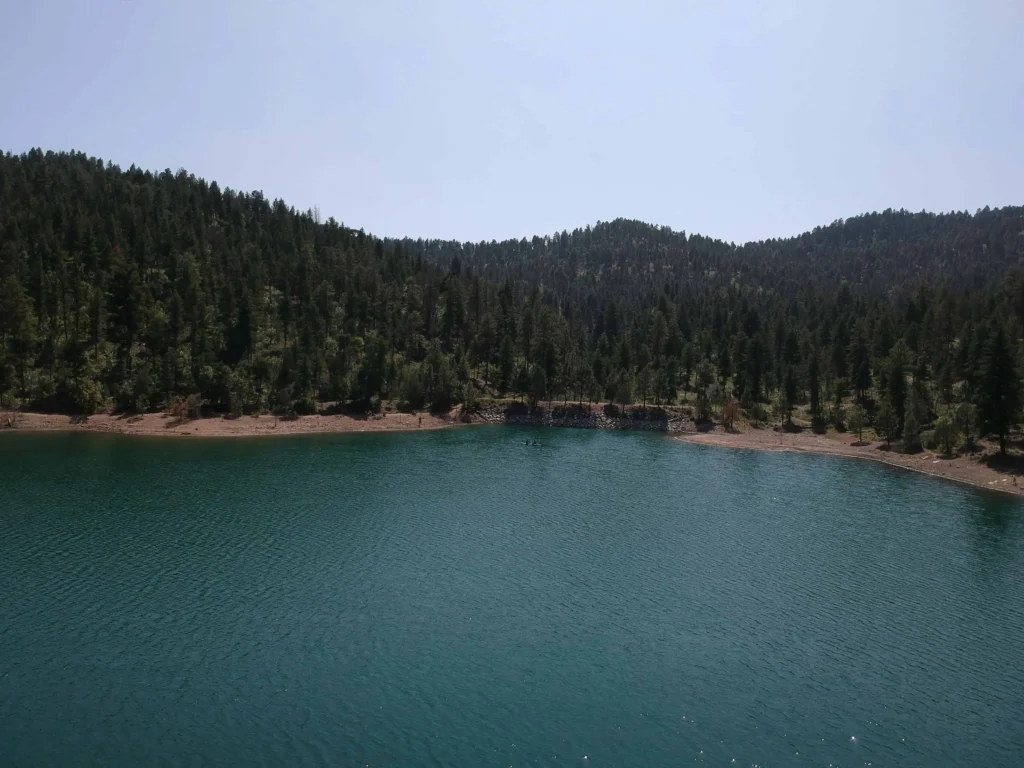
left=2, top=150, right=1022, bottom=449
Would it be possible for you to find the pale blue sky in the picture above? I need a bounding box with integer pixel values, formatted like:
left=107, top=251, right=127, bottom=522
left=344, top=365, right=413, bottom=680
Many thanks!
left=3, top=0, right=1022, bottom=243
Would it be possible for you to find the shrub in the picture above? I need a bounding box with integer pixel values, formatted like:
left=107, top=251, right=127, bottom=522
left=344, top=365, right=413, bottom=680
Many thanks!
left=875, top=400, right=899, bottom=446
left=830, top=403, right=846, bottom=432
left=903, top=409, right=922, bottom=453
left=462, top=382, right=481, bottom=413
left=748, top=402, right=767, bottom=426
left=69, top=378, right=105, bottom=414
left=397, top=363, right=427, bottom=410
left=930, top=410, right=960, bottom=455
left=847, top=403, right=867, bottom=440
left=293, top=397, right=318, bottom=415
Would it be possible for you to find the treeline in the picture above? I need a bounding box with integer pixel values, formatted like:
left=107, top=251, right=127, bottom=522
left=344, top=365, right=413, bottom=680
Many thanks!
left=1, top=150, right=1022, bottom=450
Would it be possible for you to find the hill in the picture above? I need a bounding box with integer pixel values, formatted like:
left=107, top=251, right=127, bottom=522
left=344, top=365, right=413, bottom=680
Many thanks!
left=1, top=149, right=1022, bottom=450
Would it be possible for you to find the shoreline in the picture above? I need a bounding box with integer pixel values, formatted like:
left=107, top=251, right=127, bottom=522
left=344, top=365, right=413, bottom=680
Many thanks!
left=675, top=428, right=1024, bottom=498
left=2, top=410, right=469, bottom=438
left=5, top=410, right=1022, bottom=498
left=0, top=404, right=685, bottom=439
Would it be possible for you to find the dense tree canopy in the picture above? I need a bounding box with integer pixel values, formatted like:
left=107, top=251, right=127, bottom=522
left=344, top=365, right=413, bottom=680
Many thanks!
left=1, top=149, right=1022, bottom=448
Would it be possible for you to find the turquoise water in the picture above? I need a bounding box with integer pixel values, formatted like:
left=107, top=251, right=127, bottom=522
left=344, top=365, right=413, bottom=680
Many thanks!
left=1, top=427, right=1022, bottom=766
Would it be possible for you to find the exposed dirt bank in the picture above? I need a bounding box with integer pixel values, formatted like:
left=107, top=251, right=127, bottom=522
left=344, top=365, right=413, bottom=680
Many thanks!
left=676, top=427, right=1024, bottom=497
left=7, top=409, right=1023, bottom=498
left=3, top=403, right=683, bottom=438
left=4, top=410, right=466, bottom=437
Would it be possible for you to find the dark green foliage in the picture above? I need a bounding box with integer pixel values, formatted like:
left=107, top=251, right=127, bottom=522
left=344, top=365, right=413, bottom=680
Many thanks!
left=849, top=332, right=872, bottom=401
left=930, top=409, right=959, bottom=456
left=975, top=324, right=1021, bottom=454
left=808, top=352, right=823, bottom=427
left=1, top=149, right=1023, bottom=436
left=875, top=400, right=899, bottom=447
left=781, top=365, right=798, bottom=426
left=528, top=364, right=547, bottom=406
left=613, top=369, right=634, bottom=410
left=848, top=403, right=867, bottom=442
left=903, top=393, right=922, bottom=453
left=885, top=344, right=908, bottom=431
left=955, top=402, right=979, bottom=450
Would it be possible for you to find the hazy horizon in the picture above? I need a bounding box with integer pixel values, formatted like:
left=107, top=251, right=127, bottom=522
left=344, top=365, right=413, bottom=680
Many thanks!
left=3, top=0, right=1021, bottom=244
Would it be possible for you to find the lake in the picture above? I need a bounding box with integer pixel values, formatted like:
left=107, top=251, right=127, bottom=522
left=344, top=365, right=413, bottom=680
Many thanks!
left=1, top=427, right=1022, bottom=766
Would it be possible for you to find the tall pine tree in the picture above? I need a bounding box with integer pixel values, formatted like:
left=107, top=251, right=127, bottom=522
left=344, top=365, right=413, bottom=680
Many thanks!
left=976, top=324, right=1021, bottom=454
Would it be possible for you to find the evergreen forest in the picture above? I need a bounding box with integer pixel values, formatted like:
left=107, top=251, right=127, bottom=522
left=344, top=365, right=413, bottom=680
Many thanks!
left=1, top=150, right=1022, bottom=451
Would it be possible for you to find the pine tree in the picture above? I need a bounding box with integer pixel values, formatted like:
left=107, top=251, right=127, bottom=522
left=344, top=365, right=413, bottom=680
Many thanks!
left=636, top=364, right=653, bottom=408
left=956, top=402, right=979, bottom=450
left=808, top=352, right=823, bottom=427
left=975, top=324, right=1021, bottom=454
left=849, top=333, right=872, bottom=401
left=615, top=369, right=634, bottom=410
left=0, top=276, right=37, bottom=400
left=932, top=408, right=959, bottom=456
left=497, top=336, right=514, bottom=394
left=903, top=390, right=922, bottom=453
left=848, top=403, right=867, bottom=442
left=875, top=400, right=899, bottom=447
left=782, top=365, right=798, bottom=426
left=1, top=150, right=1022, bottom=421
left=694, top=361, right=714, bottom=421
left=885, top=346, right=907, bottom=431
left=528, top=364, right=547, bottom=407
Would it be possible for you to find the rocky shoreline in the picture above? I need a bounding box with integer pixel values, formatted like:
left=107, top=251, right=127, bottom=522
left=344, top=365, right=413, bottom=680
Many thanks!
left=473, top=404, right=690, bottom=432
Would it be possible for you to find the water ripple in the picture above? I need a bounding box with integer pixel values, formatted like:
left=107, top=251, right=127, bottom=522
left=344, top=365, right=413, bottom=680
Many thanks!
left=1, top=428, right=1022, bottom=766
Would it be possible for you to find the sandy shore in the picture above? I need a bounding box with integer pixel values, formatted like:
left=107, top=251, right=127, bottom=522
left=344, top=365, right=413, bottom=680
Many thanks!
left=676, top=427, right=1024, bottom=497
left=4, top=410, right=468, bottom=438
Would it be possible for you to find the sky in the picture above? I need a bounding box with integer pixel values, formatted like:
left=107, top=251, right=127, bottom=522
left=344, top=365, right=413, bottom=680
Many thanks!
left=2, top=0, right=1022, bottom=244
